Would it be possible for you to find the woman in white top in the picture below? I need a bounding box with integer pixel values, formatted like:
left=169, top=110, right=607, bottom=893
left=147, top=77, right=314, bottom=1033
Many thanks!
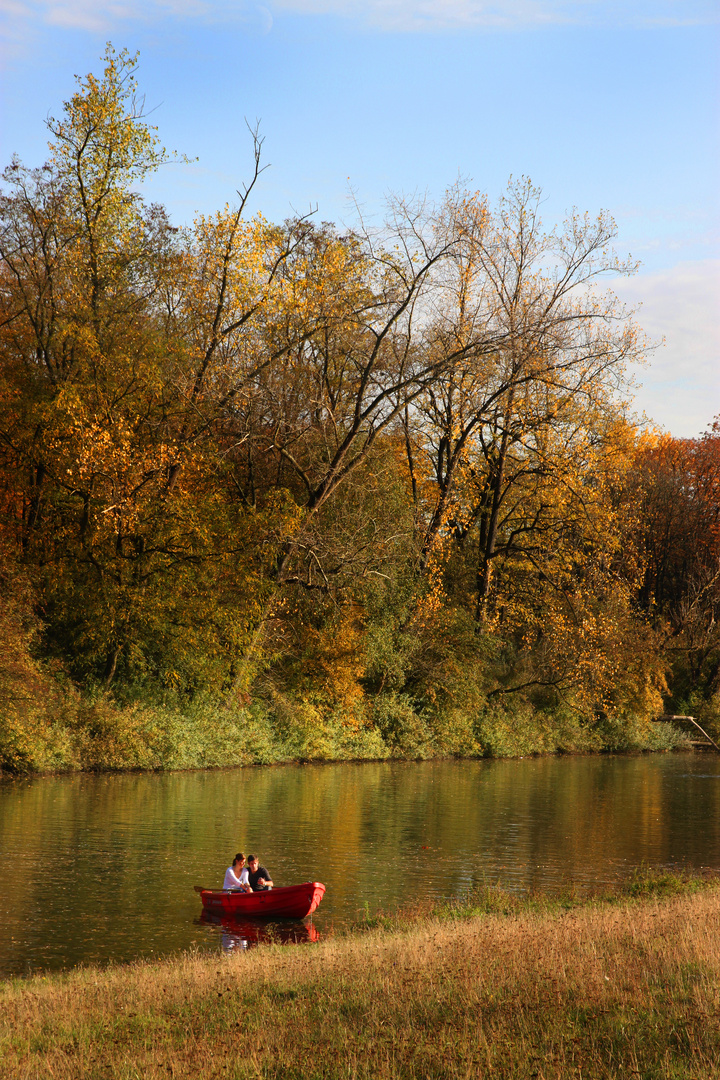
left=223, top=853, right=252, bottom=891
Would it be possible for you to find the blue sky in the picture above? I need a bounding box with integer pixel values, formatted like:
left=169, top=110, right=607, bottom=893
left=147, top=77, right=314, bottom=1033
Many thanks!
left=2, top=1, right=718, bottom=436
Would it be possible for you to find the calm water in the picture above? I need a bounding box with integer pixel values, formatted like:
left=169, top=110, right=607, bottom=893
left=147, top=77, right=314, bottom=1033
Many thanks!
left=1, top=753, right=719, bottom=978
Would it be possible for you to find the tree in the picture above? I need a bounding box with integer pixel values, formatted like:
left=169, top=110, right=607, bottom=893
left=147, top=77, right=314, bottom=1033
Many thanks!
left=405, top=180, right=642, bottom=598
left=0, top=48, right=284, bottom=691
left=632, top=420, right=720, bottom=710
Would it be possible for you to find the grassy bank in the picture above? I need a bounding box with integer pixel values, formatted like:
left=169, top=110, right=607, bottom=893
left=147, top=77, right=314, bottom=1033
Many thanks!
left=2, top=875, right=719, bottom=1079
left=0, top=687, right=690, bottom=775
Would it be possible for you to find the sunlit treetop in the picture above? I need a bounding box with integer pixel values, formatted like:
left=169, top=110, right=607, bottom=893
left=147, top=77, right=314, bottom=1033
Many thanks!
left=45, top=43, right=186, bottom=230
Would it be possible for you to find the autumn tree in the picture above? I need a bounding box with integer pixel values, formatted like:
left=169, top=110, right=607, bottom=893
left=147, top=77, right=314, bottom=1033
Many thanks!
left=0, top=48, right=291, bottom=692
left=391, top=181, right=666, bottom=718
left=632, top=420, right=720, bottom=713
left=405, top=180, right=640, bottom=580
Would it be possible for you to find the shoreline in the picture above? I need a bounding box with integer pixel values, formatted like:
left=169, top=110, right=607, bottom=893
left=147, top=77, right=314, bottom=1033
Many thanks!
left=0, top=722, right=696, bottom=780
left=0, top=742, right=703, bottom=783
left=2, top=873, right=719, bottom=1078
left=2, top=670, right=696, bottom=777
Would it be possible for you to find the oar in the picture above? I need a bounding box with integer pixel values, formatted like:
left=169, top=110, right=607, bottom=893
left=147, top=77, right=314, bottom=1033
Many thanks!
left=193, top=885, right=207, bottom=894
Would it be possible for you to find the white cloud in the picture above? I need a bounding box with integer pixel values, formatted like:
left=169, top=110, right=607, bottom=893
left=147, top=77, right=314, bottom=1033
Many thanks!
left=617, top=260, right=720, bottom=437
left=2, top=0, right=717, bottom=33
left=271, top=0, right=720, bottom=31
left=1, top=0, right=272, bottom=33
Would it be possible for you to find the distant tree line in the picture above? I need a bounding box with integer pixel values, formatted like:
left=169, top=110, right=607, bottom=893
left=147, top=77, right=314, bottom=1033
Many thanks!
left=1, top=48, right=718, bottom=770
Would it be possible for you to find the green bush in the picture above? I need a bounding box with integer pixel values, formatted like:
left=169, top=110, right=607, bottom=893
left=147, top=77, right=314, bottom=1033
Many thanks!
left=370, top=693, right=432, bottom=757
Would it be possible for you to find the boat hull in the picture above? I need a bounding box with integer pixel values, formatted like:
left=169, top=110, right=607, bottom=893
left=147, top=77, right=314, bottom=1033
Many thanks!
left=199, top=882, right=325, bottom=919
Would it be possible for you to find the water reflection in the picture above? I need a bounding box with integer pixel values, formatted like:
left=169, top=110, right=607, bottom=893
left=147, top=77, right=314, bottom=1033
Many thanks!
left=197, top=911, right=320, bottom=951
left=1, top=753, right=719, bottom=977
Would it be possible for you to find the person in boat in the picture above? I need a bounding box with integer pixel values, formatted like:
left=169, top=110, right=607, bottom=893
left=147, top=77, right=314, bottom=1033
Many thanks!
left=246, top=855, right=273, bottom=891
left=223, top=853, right=252, bottom=892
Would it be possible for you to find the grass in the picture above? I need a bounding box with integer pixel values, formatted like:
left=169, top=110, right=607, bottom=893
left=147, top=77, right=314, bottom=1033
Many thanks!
left=1, top=873, right=719, bottom=1079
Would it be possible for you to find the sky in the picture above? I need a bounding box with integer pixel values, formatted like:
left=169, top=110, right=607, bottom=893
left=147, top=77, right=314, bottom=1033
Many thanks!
left=1, top=1, right=718, bottom=437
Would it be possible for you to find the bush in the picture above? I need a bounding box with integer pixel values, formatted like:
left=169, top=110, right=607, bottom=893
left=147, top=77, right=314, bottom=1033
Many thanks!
left=371, top=693, right=432, bottom=757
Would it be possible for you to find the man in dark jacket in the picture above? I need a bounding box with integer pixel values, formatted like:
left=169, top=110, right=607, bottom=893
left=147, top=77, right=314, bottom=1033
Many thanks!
left=247, top=855, right=273, bottom=891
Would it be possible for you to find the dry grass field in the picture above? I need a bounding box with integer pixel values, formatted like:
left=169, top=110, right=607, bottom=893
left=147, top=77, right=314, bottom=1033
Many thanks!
left=1, top=880, right=719, bottom=1079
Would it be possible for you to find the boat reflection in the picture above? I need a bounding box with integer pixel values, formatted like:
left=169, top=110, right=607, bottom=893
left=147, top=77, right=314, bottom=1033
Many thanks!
left=198, top=909, right=320, bottom=951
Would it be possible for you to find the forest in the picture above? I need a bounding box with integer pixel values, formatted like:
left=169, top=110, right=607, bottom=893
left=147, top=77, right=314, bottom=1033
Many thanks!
left=1, top=48, right=718, bottom=772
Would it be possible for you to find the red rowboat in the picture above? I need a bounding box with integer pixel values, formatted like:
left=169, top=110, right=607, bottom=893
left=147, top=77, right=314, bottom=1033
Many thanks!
left=197, top=882, right=325, bottom=919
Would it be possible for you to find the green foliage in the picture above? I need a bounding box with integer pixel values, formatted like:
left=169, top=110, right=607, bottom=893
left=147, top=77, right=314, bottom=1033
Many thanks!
left=591, top=711, right=686, bottom=753
left=370, top=693, right=431, bottom=757
left=626, top=865, right=710, bottom=899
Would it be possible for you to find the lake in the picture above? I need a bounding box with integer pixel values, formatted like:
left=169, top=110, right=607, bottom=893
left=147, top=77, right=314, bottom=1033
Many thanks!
left=1, top=753, right=719, bottom=978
